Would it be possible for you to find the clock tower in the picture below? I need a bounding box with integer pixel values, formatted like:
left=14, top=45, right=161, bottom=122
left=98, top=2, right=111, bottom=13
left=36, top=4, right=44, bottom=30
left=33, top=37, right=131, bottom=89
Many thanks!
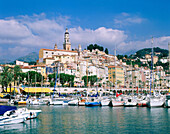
left=63, top=28, right=71, bottom=51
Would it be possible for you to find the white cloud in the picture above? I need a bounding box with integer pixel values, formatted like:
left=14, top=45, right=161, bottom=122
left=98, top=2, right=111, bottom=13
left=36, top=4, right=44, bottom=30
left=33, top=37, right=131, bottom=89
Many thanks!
left=0, top=13, right=169, bottom=60
left=114, top=12, right=146, bottom=27
left=117, top=36, right=170, bottom=54
left=69, top=27, right=128, bottom=50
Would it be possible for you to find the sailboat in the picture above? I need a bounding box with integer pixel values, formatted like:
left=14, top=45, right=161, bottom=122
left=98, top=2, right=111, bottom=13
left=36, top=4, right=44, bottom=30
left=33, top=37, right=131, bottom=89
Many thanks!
left=147, top=38, right=165, bottom=107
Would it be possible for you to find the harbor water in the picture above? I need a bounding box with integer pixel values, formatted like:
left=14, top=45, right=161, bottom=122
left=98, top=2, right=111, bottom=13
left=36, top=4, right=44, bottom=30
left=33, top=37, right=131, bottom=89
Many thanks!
left=0, top=105, right=170, bottom=134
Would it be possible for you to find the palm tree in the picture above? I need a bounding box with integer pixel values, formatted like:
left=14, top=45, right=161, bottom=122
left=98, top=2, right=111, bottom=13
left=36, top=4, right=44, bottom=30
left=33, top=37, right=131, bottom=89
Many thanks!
left=13, top=65, right=21, bottom=94
left=0, top=66, right=13, bottom=93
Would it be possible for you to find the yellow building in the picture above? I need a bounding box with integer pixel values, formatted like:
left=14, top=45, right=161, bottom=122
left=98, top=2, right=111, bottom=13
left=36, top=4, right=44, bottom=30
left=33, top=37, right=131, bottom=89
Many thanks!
left=108, top=66, right=124, bottom=87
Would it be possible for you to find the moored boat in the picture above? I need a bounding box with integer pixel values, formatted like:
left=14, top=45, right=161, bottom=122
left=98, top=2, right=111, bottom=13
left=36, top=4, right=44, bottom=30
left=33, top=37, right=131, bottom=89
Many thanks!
left=147, top=96, right=165, bottom=107
left=124, top=98, right=137, bottom=107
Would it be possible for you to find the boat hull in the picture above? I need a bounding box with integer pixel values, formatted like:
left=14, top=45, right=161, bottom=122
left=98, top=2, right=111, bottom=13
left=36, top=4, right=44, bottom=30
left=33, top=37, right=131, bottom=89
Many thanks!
left=85, top=102, right=101, bottom=106
left=0, top=116, right=26, bottom=126
left=112, top=101, right=124, bottom=107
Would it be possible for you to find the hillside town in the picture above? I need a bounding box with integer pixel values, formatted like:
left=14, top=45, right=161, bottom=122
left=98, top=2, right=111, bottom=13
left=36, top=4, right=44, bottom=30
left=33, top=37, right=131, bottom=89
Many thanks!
left=0, top=28, right=170, bottom=93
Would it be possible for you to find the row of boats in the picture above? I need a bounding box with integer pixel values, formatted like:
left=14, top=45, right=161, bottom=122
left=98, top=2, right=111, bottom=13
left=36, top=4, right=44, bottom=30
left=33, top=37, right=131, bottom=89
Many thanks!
left=0, top=105, right=41, bottom=126
left=12, top=93, right=170, bottom=107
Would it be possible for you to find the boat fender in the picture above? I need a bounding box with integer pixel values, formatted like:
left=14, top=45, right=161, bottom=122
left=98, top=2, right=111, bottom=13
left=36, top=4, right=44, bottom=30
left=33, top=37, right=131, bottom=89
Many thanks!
left=30, top=112, right=32, bottom=116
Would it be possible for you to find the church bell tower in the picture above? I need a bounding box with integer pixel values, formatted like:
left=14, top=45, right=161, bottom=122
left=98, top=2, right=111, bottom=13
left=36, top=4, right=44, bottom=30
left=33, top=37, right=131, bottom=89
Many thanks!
left=63, top=28, right=71, bottom=51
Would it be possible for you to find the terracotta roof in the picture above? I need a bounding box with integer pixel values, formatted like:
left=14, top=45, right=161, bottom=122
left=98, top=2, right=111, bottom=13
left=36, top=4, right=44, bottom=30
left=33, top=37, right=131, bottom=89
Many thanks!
left=44, top=57, right=55, bottom=60
left=108, top=66, right=123, bottom=68
left=42, top=48, right=78, bottom=53
left=21, top=66, right=32, bottom=69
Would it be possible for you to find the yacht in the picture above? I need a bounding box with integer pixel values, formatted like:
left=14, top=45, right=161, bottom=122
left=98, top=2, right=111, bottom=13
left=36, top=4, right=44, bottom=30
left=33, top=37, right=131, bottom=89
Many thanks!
left=112, top=96, right=124, bottom=107
left=101, top=97, right=111, bottom=106
left=3, top=108, right=42, bottom=120
left=124, top=97, right=137, bottom=107
left=147, top=95, right=165, bottom=107
left=0, top=110, right=27, bottom=126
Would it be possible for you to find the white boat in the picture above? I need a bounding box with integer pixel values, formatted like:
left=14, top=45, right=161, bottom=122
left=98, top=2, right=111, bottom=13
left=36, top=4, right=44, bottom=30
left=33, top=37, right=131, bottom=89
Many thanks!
left=48, top=98, right=64, bottom=105
left=0, top=110, right=27, bottom=126
left=27, top=99, right=40, bottom=105
left=112, top=97, right=124, bottom=107
left=38, top=98, right=49, bottom=105
left=3, top=108, right=42, bottom=120
left=137, top=96, right=148, bottom=107
left=165, top=94, right=170, bottom=107
left=0, top=115, right=26, bottom=126
left=101, top=98, right=110, bottom=106
left=78, top=98, right=86, bottom=106
left=124, top=98, right=137, bottom=107
left=147, top=96, right=165, bottom=107
left=68, top=99, right=78, bottom=106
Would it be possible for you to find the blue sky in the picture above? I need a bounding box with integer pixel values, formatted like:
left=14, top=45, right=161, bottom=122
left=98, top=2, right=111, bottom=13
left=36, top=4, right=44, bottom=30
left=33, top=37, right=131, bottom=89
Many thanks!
left=0, top=0, right=170, bottom=60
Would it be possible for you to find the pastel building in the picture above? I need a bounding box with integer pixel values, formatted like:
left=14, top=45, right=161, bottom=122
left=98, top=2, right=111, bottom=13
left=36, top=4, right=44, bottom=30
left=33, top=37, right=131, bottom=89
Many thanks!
left=108, top=66, right=125, bottom=87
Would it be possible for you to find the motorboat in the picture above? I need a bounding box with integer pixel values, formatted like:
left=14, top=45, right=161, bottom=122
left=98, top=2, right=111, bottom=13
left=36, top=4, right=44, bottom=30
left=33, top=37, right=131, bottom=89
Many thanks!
left=27, top=98, right=40, bottom=105
left=0, top=110, right=27, bottom=126
left=3, top=108, right=42, bottom=120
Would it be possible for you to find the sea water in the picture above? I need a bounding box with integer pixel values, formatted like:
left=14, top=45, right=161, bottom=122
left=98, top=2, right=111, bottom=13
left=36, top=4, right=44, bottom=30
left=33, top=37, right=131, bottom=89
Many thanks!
left=0, top=105, right=169, bottom=134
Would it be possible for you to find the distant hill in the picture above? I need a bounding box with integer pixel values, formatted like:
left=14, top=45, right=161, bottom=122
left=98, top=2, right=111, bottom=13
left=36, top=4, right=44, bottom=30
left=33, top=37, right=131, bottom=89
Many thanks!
left=16, top=52, right=39, bottom=62
left=0, top=58, right=13, bottom=64
left=133, top=47, right=168, bottom=59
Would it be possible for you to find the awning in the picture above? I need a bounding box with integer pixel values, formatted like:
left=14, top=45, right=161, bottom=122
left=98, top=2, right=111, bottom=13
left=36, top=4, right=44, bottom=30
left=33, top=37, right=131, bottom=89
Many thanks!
left=24, top=88, right=53, bottom=93
left=5, top=88, right=19, bottom=93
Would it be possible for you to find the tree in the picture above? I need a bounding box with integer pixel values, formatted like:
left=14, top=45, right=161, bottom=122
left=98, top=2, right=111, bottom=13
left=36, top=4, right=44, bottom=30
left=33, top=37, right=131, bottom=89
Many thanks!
left=87, top=44, right=93, bottom=52
left=117, top=55, right=124, bottom=60
left=0, top=66, right=13, bottom=92
left=105, top=48, right=109, bottom=54
left=89, top=75, right=97, bottom=86
left=13, top=65, right=21, bottom=93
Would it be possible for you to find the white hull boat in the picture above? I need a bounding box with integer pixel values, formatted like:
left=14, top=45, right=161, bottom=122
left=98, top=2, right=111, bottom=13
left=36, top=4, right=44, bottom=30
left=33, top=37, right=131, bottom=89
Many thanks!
left=68, top=99, right=78, bottom=106
left=0, top=115, right=26, bottom=126
left=48, top=99, right=64, bottom=105
left=3, top=108, right=41, bottom=120
left=147, top=96, right=165, bottom=107
left=124, top=98, right=137, bottom=107
left=112, top=100, right=124, bottom=107
left=27, top=99, right=40, bottom=105
left=101, top=99, right=110, bottom=106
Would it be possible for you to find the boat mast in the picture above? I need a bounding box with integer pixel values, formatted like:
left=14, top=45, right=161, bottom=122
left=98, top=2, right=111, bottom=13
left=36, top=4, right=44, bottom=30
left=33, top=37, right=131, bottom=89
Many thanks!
left=150, top=37, right=154, bottom=95
left=114, top=48, right=117, bottom=93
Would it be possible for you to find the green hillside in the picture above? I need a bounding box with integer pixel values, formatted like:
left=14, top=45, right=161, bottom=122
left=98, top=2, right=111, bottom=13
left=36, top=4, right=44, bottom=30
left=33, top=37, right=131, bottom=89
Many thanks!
left=135, top=47, right=168, bottom=58
left=17, top=52, right=39, bottom=62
